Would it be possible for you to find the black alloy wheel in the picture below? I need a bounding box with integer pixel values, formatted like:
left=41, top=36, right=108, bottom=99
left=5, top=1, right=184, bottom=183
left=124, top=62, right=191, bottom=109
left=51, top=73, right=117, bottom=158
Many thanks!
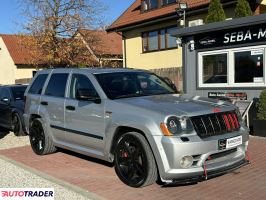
left=12, top=113, right=25, bottom=136
left=114, top=132, right=157, bottom=187
left=29, top=119, right=46, bottom=155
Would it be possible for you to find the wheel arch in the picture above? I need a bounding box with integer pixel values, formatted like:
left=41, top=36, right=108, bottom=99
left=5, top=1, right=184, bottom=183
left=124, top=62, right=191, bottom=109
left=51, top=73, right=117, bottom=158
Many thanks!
left=109, top=126, right=161, bottom=181
left=29, top=114, right=42, bottom=126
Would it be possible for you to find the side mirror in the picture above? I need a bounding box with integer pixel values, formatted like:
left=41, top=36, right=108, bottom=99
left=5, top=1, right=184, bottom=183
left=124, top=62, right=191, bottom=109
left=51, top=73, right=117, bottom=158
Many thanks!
left=76, top=88, right=101, bottom=104
left=1, top=97, right=10, bottom=104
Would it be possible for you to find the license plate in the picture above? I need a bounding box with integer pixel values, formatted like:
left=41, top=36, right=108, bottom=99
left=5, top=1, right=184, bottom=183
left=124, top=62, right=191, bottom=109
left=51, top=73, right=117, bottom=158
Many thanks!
left=218, top=136, right=242, bottom=150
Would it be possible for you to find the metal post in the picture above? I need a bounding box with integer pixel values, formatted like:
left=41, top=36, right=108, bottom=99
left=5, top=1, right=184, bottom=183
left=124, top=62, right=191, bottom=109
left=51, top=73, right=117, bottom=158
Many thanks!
left=183, top=10, right=186, bottom=27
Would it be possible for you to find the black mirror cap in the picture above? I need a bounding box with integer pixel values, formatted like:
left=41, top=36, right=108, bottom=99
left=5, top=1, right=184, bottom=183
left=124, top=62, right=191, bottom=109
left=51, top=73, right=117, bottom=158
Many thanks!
left=76, top=89, right=101, bottom=104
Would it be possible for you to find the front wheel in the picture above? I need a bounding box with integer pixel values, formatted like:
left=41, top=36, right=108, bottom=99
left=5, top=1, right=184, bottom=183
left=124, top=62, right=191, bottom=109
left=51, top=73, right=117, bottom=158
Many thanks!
left=29, top=118, right=56, bottom=155
left=114, top=132, right=158, bottom=187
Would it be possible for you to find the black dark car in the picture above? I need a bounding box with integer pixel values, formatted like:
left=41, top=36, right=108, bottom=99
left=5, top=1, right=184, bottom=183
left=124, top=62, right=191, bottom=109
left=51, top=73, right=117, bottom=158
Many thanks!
left=0, top=85, right=27, bottom=136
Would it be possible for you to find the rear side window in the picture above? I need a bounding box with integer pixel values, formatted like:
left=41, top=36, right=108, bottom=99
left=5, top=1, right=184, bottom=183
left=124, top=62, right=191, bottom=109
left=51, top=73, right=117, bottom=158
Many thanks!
left=11, top=86, right=27, bottom=100
left=45, top=73, right=69, bottom=97
left=29, top=74, right=48, bottom=94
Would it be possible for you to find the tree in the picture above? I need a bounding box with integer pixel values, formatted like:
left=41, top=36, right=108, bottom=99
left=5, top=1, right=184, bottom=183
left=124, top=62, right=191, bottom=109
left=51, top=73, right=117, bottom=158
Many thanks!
left=235, top=0, right=252, bottom=18
left=205, top=0, right=226, bottom=24
left=20, top=0, right=105, bottom=67
left=257, top=90, right=266, bottom=120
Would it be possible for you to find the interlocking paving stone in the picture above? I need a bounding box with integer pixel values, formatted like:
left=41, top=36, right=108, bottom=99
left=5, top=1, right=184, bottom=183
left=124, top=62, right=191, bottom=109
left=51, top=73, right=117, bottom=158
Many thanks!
left=0, top=137, right=265, bottom=200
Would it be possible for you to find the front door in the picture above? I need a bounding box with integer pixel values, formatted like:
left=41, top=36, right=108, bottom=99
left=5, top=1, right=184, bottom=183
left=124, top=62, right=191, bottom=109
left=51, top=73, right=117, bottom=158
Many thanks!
left=0, top=88, right=12, bottom=128
left=64, top=72, right=105, bottom=156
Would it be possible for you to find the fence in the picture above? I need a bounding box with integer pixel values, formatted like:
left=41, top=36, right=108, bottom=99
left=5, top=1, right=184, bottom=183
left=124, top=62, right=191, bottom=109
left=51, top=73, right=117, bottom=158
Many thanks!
left=151, top=67, right=183, bottom=92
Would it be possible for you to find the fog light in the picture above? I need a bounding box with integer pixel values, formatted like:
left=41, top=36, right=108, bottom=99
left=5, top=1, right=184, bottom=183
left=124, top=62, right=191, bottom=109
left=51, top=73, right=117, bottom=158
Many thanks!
left=180, top=156, right=193, bottom=168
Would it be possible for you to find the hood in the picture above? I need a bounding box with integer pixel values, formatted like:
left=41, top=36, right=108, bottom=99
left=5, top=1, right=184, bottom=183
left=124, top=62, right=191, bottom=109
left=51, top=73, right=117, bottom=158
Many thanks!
left=115, top=94, right=235, bottom=117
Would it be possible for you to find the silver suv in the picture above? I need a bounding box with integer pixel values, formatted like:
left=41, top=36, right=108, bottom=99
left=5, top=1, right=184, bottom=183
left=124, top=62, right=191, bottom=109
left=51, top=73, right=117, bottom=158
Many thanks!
left=24, top=68, right=249, bottom=187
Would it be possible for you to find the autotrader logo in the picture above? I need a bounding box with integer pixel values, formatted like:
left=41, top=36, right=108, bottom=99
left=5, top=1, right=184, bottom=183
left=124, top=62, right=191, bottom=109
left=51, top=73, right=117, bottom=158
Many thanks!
left=0, top=188, right=54, bottom=200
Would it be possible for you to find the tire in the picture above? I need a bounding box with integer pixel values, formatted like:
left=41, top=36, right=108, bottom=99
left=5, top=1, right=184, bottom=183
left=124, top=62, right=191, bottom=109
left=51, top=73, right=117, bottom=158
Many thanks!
left=114, top=132, right=158, bottom=187
left=12, top=113, right=26, bottom=136
left=29, top=118, right=57, bottom=155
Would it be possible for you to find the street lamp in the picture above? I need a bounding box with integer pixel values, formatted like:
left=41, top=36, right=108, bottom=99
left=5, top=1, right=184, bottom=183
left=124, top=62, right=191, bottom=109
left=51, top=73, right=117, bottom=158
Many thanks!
left=176, top=2, right=188, bottom=27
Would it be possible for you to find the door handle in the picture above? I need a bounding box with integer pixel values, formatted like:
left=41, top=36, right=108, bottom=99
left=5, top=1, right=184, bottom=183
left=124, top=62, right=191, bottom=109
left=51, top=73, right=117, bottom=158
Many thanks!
left=66, top=105, right=75, bottom=111
left=41, top=101, right=48, bottom=106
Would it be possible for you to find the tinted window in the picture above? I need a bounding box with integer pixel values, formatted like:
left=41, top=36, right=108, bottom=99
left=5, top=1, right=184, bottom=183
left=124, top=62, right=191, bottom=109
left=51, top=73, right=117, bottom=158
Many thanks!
left=45, top=73, right=69, bottom=97
left=235, top=50, right=264, bottom=83
left=29, top=74, right=48, bottom=94
left=11, top=86, right=27, bottom=100
left=95, top=72, right=175, bottom=99
left=0, top=88, right=11, bottom=100
left=69, top=74, right=98, bottom=99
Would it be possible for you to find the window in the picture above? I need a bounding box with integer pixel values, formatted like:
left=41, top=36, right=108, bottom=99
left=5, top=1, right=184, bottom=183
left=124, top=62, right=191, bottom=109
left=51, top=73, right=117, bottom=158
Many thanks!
left=69, top=74, right=98, bottom=100
left=160, top=29, right=166, bottom=49
left=149, top=31, right=159, bottom=51
left=150, top=0, right=158, bottom=9
left=162, top=0, right=176, bottom=6
left=0, top=88, right=11, bottom=100
left=235, top=50, right=264, bottom=83
left=95, top=72, right=175, bottom=99
left=11, top=86, right=27, bottom=100
left=203, top=54, right=228, bottom=84
left=142, top=0, right=158, bottom=11
left=167, top=27, right=178, bottom=48
left=28, top=74, right=48, bottom=94
left=142, top=27, right=177, bottom=52
left=198, top=46, right=266, bottom=87
left=45, top=73, right=69, bottom=97
left=142, top=0, right=176, bottom=11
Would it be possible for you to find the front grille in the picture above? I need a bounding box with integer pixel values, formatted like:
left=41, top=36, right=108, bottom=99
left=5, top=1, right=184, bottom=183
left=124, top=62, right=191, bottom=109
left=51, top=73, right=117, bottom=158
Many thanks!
left=209, top=148, right=237, bottom=160
left=190, top=111, right=240, bottom=138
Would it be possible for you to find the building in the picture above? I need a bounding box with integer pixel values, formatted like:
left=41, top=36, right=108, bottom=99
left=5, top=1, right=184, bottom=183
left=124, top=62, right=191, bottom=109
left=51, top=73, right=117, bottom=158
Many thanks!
left=107, top=0, right=265, bottom=90
left=0, top=34, right=39, bottom=85
left=0, top=31, right=122, bottom=85
left=78, top=30, right=123, bottom=67
left=173, top=13, right=266, bottom=126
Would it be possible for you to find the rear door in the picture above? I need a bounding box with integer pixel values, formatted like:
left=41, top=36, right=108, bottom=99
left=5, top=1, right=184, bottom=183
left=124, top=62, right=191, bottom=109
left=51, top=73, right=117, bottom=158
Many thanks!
left=0, top=88, right=12, bottom=128
left=64, top=71, right=105, bottom=154
left=40, top=70, right=70, bottom=143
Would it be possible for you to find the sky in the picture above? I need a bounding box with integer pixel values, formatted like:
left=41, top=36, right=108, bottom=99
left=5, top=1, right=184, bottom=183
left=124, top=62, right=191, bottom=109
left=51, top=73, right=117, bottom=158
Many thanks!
left=0, top=0, right=135, bottom=34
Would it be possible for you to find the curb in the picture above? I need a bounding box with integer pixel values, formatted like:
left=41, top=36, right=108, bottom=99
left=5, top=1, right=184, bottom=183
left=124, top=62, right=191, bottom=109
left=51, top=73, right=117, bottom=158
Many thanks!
left=0, top=155, right=105, bottom=200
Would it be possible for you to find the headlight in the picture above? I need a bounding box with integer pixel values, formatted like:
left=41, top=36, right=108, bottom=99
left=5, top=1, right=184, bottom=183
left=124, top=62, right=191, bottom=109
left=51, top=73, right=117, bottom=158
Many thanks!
left=160, top=116, right=194, bottom=136
left=167, top=116, right=182, bottom=135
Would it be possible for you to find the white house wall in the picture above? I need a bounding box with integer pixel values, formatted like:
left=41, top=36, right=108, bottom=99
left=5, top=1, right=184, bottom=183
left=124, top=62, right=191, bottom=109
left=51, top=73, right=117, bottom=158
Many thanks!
left=0, top=37, right=16, bottom=85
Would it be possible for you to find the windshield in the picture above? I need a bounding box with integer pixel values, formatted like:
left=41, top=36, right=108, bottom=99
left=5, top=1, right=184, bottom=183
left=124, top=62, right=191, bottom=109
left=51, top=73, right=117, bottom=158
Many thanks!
left=94, top=72, right=176, bottom=99
left=11, top=86, right=27, bottom=101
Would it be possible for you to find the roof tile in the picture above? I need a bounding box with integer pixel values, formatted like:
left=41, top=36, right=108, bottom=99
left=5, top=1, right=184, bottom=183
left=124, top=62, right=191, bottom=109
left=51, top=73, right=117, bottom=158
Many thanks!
left=107, top=0, right=210, bottom=31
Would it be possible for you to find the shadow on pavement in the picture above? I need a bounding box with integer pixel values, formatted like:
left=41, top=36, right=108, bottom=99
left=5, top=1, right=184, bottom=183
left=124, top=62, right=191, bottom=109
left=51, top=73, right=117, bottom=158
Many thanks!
left=0, top=128, right=10, bottom=139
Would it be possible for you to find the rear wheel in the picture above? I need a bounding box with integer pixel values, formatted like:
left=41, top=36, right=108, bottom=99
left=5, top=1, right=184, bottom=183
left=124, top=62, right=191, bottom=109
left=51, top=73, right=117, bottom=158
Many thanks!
left=114, top=132, right=158, bottom=187
left=29, top=119, right=56, bottom=155
left=12, top=113, right=26, bottom=136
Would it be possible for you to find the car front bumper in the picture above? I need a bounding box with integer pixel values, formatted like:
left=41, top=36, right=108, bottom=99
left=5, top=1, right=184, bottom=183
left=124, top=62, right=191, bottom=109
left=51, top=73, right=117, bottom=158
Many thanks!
left=152, top=128, right=249, bottom=183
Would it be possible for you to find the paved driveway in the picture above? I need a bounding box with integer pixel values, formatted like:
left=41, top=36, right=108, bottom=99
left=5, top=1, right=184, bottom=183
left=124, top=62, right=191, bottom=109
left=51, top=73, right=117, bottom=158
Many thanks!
left=0, top=137, right=265, bottom=200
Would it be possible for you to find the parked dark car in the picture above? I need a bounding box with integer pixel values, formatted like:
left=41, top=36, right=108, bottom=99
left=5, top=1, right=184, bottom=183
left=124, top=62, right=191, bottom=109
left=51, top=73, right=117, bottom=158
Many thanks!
left=0, top=85, right=27, bottom=136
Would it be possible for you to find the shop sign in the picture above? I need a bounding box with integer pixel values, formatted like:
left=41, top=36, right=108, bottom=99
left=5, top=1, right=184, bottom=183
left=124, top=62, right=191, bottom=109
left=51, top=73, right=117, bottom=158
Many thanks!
left=196, top=24, right=266, bottom=49
left=208, top=92, right=247, bottom=100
